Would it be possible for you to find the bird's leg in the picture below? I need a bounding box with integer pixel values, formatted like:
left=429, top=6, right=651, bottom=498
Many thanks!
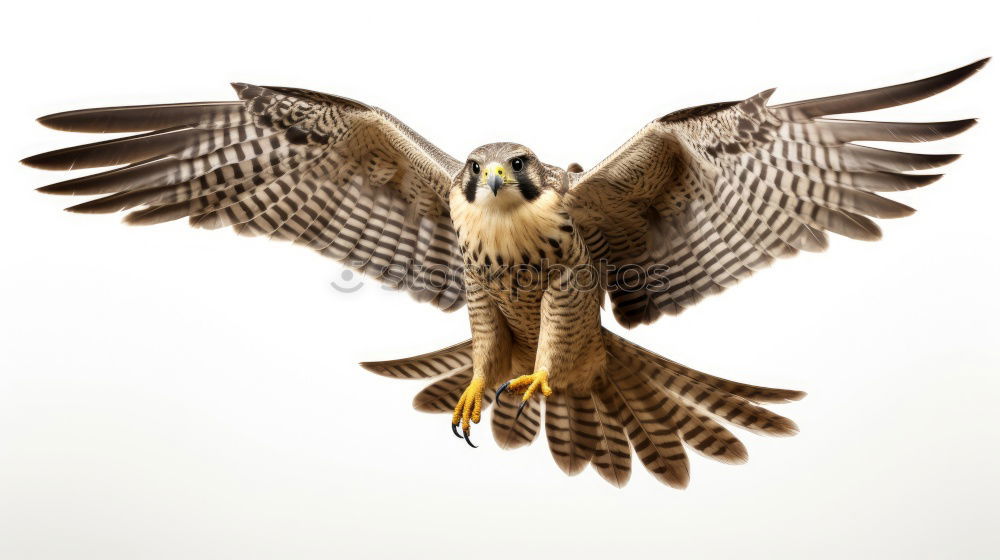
left=451, top=375, right=486, bottom=448
left=495, top=369, right=553, bottom=419
left=453, top=279, right=512, bottom=448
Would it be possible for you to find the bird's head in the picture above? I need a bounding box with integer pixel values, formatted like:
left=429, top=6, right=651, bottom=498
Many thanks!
left=458, top=143, right=550, bottom=210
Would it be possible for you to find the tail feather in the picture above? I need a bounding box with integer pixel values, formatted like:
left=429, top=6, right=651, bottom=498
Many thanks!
left=605, top=366, right=691, bottom=489
left=360, top=339, right=473, bottom=380
left=678, top=406, right=749, bottom=465
left=362, top=331, right=803, bottom=489
left=544, top=391, right=599, bottom=476
left=567, top=392, right=601, bottom=465
left=695, top=388, right=799, bottom=437
left=622, top=365, right=749, bottom=464
left=590, top=384, right=632, bottom=488
left=610, top=333, right=805, bottom=403
left=492, top=397, right=541, bottom=449
left=594, top=330, right=802, bottom=487
left=610, top=335, right=799, bottom=437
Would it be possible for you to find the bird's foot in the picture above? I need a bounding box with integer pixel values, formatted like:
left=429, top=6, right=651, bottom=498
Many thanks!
left=495, top=369, right=553, bottom=419
left=451, top=376, right=485, bottom=448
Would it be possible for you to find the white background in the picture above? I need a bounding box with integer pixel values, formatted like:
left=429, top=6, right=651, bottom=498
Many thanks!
left=2, top=1, right=997, bottom=558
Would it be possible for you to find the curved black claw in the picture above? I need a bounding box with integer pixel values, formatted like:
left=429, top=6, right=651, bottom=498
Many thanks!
left=451, top=422, right=463, bottom=439
left=463, top=430, right=477, bottom=448
left=515, top=400, right=529, bottom=422
left=495, top=381, right=511, bottom=406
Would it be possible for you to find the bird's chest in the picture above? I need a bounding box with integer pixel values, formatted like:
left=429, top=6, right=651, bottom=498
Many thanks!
left=451, top=192, right=582, bottom=327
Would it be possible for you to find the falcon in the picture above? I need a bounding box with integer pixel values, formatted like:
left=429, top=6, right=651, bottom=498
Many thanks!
left=23, top=59, right=987, bottom=488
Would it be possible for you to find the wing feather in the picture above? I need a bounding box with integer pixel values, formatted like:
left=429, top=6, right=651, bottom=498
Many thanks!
left=566, top=59, right=986, bottom=327
left=36, top=101, right=247, bottom=133
left=773, top=58, right=988, bottom=120
left=26, top=84, right=467, bottom=311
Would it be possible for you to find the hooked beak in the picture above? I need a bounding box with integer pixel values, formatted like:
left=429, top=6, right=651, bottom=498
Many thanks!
left=487, top=170, right=504, bottom=196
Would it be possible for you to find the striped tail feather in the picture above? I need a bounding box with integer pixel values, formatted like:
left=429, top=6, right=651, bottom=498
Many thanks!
left=361, top=332, right=802, bottom=488
left=590, top=383, right=632, bottom=487
left=603, top=354, right=693, bottom=488
left=569, top=330, right=804, bottom=488
left=360, top=339, right=473, bottom=380
left=544, top=390, right=600, bottom=475
left=492, top=395, right=542, bottom=449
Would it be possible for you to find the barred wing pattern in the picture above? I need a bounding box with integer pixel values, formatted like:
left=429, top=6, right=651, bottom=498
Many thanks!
left=25, top=84, right=467, bottom=311
left=565, top=60, right=987, bottom=327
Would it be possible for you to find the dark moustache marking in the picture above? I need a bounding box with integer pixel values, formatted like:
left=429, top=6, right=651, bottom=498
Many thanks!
left=464, top=173, right=478, bottom=202
left=517, top=175, right=541, bottom=201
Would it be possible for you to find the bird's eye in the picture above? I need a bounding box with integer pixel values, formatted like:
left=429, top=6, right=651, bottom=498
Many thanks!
left=470, top=161, right=480, bottom=174
left=511, top=157, right=524, bottom=172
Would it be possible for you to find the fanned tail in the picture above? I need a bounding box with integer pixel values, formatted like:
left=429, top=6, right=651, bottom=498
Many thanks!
left=531, top=330, right=802, bottom=488
left=362, top=331, right=803, bottom=489
left=575, top=330, right=804, bottom=488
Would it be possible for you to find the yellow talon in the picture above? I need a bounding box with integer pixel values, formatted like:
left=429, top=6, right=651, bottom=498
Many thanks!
left=501, top=369, right=553, bottom=402
left=452, top=376, right=485, bottom=447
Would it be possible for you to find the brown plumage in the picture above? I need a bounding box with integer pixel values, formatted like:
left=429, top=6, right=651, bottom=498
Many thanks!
left=24, top=59, right=987, bottom=487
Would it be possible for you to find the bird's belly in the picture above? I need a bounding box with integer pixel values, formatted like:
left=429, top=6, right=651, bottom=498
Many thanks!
left=477, top=268, right=546, bottom=347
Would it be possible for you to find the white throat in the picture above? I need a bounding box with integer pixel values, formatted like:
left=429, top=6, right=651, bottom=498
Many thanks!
left=451, top=189, right=563, bottom=262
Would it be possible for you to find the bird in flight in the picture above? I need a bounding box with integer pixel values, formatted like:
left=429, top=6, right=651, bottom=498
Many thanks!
left=24, top=59, right=987, bottom=488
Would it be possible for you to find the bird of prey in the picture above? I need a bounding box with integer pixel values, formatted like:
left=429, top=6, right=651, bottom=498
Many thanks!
left=23, top=59, right=986, bottom=488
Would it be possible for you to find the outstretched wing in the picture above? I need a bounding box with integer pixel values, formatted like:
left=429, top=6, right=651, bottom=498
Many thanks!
left=565, top=59, right=987, bottom=328
left=24, top=84, right=466, bottom=311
